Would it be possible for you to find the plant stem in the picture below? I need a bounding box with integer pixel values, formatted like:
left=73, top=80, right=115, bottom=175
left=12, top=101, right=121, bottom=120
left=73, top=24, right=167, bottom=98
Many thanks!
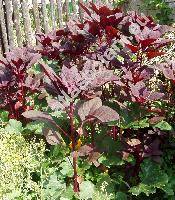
left=113, top=126, right=117, bottom=141
left=69, top=102, right=79, bottom=192
left=91, top=123, right=95, bottom=148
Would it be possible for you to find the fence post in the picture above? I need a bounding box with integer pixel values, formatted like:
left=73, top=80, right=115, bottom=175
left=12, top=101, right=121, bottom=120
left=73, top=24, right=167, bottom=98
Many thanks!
left=71, top=0, right=76, bottom=13
left=4, top=0, right=15, bottom=49
left=57, top=0, right=63, bottom=28
left=32, top=0, right=41, bottom=35
left=64, top=0, right=69, bottom=21
left=0, top=32, right=3, bottom=54
left=41, top=0, right=49, bottom=33
left=50, top=0, right=56, bottom=30
left=0, top=0, right=9, bottom=52
left=21, top=0, right=33, bottom=46
left=12, top=0, right=23, bottom=47
left=78, top=0, right=83, bottom=22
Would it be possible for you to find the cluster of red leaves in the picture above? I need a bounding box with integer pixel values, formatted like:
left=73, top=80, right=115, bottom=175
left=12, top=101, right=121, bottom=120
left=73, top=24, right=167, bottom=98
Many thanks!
left=0, top=2, right=174, bottom=119
left=35, top=3, right=175, bottom=104
left=0, top=48, right=43, bottom=119
left=0, top=3, right=175, bottom=191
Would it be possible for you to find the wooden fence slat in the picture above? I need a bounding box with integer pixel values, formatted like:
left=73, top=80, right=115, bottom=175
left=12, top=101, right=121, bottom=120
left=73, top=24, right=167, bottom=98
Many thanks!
left=4, top=0, right=15, bottom=49
left=71, top=0, right=76, bottom=13
left=57, top=0, right=63, bottom=28
left=21, top=0, right=33, bottom=46
left=50, top=0, right=56, bottom=29
left=0, top=0, right=9, bottom=52
left=65, top=0, right=69, bottom=21
left=2, top=0, right=166, bottom=54
left=32, top=0, right=41, bottom=33
left=0, top=34, right=3, bottom=54
left=12, top=0, right=22, bottom=47
left=78, top=0, right=83, bottom=22
left=41, top=0, right=49, bottom=33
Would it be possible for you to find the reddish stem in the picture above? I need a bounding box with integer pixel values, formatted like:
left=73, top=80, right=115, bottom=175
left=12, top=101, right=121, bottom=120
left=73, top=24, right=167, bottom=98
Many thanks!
left=69, top=102, right=79, bottom=192
left=113, top=126, right=117, bottom=141
left=91, top=123, right=95, bottom=148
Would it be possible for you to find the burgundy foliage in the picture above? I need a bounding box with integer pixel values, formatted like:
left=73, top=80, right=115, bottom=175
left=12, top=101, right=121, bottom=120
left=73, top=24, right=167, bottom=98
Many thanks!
left=0, top=48, right=42, bottom=119
left=0, top=2, right=175, bottom=192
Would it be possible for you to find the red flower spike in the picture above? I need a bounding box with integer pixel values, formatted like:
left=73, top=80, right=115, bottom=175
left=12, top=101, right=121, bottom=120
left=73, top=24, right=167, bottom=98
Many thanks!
left=56, top=29, right=68, bottom=37
left=146, top=51, right=165, bottom=59
left=140, top=38, right=157, bottom=48
left=71, top=34, right=85, bottom=43
left=85, top=21, right=101, bottom=36
left=89, top=2, right=121, bottom=16
left=105, top=26, right=119, bottom=40
left=126, top=44, right=139, bottom=53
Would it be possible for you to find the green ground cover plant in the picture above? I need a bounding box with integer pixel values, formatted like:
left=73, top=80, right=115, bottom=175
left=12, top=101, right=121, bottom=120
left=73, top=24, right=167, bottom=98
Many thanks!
left=0, top=2, right=175, bottom=199
left=139, top=0, right=174, bottom=25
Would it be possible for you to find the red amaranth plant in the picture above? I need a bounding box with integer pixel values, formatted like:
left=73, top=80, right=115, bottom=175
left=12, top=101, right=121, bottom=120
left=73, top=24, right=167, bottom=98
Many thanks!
left=0, top=47, right=42, bottom=120
left=23, top=2, right=175, bottom=192
left=0, top=2, right=174, bottom=194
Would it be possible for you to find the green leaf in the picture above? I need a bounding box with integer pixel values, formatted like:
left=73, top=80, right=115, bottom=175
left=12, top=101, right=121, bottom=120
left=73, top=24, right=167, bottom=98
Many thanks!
left=119, top=102, right=148, bottom=129
left=43, top=172, right=66, bottom=199
left=115, top=192, right=127, bottom=200
left=24, top=121, right=45, bottom=134
left=130, top=183, right=156, bottom=196
left=95, top=134, right=121, bottom=153
left=0, top=110, right=9, bottom=122
left=130, top=159, right=169, bottom=196
left=162, top=184, right=174, bottom=196
left=140, top=160, right=168, bottom=185
left=96, top=174, right=115, bottom=198
left=128, top=118, right=149, bottom=129
left=108, top=102, right=149, bottom=129
left=79, top=181, right=95, bottom=199
left=153, top=120, right=172, bottom=131
left=98, top=155, right=124, bottom=167
left=60, top=186, right=74, bottom=199
left=59, top=158, right=74, bottom=177
left=5, top=119, right=23, bottom=134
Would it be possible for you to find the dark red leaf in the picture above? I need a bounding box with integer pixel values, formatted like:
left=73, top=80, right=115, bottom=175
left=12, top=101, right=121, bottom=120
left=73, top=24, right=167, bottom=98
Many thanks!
left=126, top=44, right=139, bottom=53
left=146, top=51, right=165, bottom=59
left=90, top=105, right=119, bottom=122
left=148, top=92, right=164, bottom=101
left=78, top=145, right=94, bottom=157
left=105, top=26, right=118, bottom=39
left=79, top=2, right=92, bottom=17
left=78, top=97, right=102, bottom=121
left=43, top=128, right=64, bottom=145
left=22, top=110, right=53, bottom=122
left=141, top=39, right=157, bottom=48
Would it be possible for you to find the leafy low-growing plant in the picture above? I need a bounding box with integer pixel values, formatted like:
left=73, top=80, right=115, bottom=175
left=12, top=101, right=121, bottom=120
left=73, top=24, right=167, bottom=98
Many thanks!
left=139, top=0, right=174, bottom=25
left=0, top=124, right=46, bottom=199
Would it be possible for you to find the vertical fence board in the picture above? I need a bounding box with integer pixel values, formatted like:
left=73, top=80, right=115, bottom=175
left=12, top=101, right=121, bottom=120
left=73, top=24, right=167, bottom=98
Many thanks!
left=0, top=35, right=2, bottom=54
left=21, top=0, right=33, bottom=46
left=78, top=0, right=83, bottom=22
left=12, top=0, right=22, bottom=47
left=41, top=0, right=49, bottom=33
left=4, top=0, right=15, bottom=49
left=71, top=0, right=76, bottom=12
left=57, top=0, right=63, bottom=27
left=0, top=0, right=138, bottom=53
left=50, top=0, right=56, bottom=29
left=32, top=0, right=41, bottom=34
left=65, top=0, right=69, bottom=21
left=0, top=0, right=9, bottom=52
